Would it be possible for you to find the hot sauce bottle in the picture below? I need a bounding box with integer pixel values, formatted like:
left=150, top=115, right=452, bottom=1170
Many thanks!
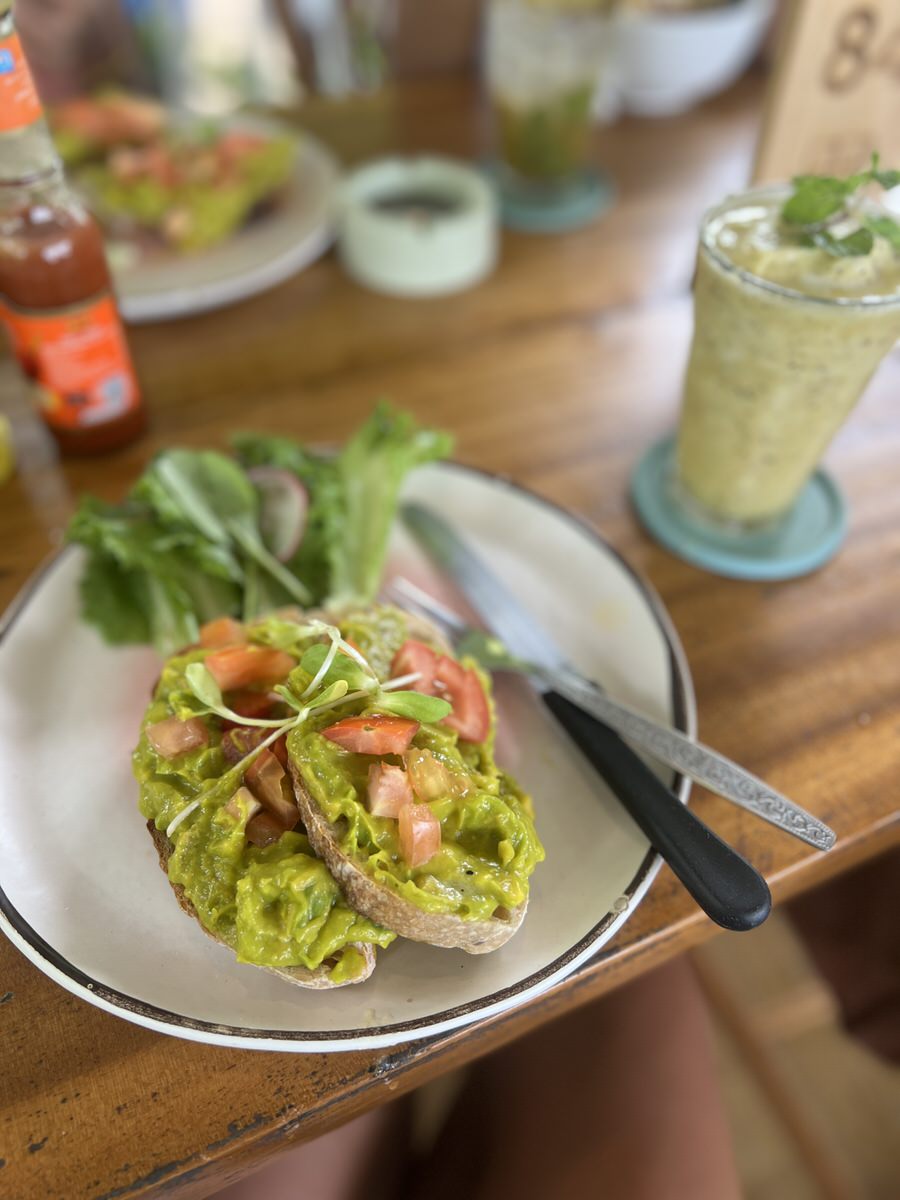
left=0, top=4, right=145, bottom=455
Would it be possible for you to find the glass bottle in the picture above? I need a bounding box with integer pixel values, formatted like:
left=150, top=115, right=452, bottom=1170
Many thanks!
left=0, top=3, right=144, bottom=455
left=485, top=0, right=618, bottom=212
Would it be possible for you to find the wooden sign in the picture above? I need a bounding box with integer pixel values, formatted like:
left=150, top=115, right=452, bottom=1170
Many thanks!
left=754, top=0, right=900, bottom=182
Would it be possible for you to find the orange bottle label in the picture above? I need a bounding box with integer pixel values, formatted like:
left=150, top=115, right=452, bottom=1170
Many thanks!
left=0, top=295, right=141, bottom=432
left=0, top=32, right=42, bottom=133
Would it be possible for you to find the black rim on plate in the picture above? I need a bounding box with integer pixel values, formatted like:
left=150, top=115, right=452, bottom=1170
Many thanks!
left=0, top=462, right=693, bottom=1044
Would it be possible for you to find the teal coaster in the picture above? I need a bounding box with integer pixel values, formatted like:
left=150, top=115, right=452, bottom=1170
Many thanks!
left=630, top=436, right=848, bottom=582
left=484, top=163, right=613, bottom=233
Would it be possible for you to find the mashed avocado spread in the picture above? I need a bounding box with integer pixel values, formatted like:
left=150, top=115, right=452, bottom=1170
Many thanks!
left=133, top=608, right=544, bottom=979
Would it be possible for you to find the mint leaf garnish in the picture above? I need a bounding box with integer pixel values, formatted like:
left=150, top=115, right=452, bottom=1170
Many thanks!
left=782, top=177, right=851, bottom=227
left=811, top=228, right=875, bottom=257
left=781, top=153, right=900, bottom=257
left=864, top=214, right=900, bottom=251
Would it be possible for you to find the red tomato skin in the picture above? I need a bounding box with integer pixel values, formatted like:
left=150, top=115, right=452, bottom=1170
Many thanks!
left=391, top=640, right=439, bottom=694
left=243, top=749, right=299, bottom=826
left=205, top=646, right=295, bottom=692
left=245, top=810, right=286, bottom=848
left=322, top=715, right=419, bottom=755
left=442, top=667, right=491, bottom=742
left=433, top=654, right=467, bottom=694
left=367, top=762, right=414, bottom=817
left=398, top=803, right=442, bottom=867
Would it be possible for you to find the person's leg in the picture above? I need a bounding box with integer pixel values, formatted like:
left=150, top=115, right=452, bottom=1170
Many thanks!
left=789, top=847, right=900, bottom=1064
left=410, top=957, right=741, bottom=1200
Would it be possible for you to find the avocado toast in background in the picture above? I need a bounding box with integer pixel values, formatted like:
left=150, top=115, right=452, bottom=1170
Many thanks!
left=135, top=607, right=544, bottom=985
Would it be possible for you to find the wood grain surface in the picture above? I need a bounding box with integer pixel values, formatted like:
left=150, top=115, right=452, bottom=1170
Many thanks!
left=1, top=74, right=899, bottom=1200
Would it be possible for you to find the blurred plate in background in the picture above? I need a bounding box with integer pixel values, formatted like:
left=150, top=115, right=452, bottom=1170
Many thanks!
left=110, top=131, right=339, bottom=323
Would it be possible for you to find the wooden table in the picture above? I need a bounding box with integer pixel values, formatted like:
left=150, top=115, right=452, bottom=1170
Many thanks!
left=2, top=75, right=899, bottom=1200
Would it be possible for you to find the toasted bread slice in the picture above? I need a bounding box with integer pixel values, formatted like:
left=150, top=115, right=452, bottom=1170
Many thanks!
left=147, top=821, right=376, bottom=989
left=288, top=766, right=527, bottom=953
left=287, top=607, right=527, bottom=954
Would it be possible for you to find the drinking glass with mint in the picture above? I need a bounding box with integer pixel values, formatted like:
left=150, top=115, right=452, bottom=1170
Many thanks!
left=675, top=159, right=900, bottom=531
left=633, top=157, right=900, bottom=578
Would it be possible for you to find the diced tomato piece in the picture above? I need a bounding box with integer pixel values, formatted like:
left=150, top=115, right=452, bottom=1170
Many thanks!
left=102, top=92, right=165, bottom=141
left=147, top=715, right=208, bottom=759
left=222, top=728, right=289, bottom=769
left=199, top=617, right=247, bottom=649
left=271, top=733, right=288, bottom=769
left=205, top=646, right=294, bottom=692
left=54, top=94, right=162, bottom=145
left=222, top=726, right=266, bottom=766
left=223, top=785, right=261, bottom=824
left=245, top=810, right=287, bottom=848
left=109, top=146, right=144, bottom=182
left=406, top=748, right=454, bottom=801
left=367, top=762, right=414, bottom=818
left=322, top=715, right=419, bottom=755
left=243, top=749, right=299, bottom=827
left=398, top=803, right=441, bottom=868
left=391, top=640, right=438, bottom=694
left=140, top=143, right=178, bottom=187
left=52, top=98, right=109, bottom=141
left=438, top=661, right=491, bottom=743
left=433, top=654, right=466, bottom=693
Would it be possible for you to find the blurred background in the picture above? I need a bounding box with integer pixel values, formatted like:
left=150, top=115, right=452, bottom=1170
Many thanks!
left=16, top=0, right=783, bottom=116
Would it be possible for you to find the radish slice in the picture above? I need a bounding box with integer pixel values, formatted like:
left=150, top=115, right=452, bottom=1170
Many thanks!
left=248, top=467, right=308, bottom=563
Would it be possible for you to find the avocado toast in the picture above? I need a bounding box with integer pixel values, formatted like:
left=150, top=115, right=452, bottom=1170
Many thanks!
left=134, top=606, right=544, bottom=985
left=288, top=606, right=544, bottom=953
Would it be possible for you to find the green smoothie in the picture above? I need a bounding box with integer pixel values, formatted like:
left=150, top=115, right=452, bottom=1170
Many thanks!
left=677, top=187, right=900, bottom=525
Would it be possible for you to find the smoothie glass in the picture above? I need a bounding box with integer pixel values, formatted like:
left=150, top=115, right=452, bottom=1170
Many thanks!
left=674, top=185, right=900, bottom=534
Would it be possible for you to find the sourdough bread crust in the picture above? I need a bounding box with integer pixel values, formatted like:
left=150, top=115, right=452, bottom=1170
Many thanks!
left=147, top=821, right=376, bottom=989
left=287, top=763, right=527, bottom=955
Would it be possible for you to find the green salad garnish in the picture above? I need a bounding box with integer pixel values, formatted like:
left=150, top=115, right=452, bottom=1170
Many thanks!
left=66, top=403, right=452, bottom=655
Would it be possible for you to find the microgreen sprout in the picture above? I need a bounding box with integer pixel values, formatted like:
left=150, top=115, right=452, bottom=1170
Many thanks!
left=168, top=639, right=450, bottom=839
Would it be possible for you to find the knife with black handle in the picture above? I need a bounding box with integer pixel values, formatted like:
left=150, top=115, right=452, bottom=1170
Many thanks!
left=543, top=691, right=771, bottom=931
left=402, top=501, right=774, bottom=932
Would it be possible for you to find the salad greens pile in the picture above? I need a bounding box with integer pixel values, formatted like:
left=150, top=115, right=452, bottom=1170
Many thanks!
left=67, top=404, right=452, bottom=656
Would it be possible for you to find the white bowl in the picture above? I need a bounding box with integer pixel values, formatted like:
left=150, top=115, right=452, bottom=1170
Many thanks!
left=616, top=0, right=776, bottom=117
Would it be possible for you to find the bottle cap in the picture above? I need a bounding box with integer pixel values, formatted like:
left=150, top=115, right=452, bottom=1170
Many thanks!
left=338, top=157, right=498, bottom=297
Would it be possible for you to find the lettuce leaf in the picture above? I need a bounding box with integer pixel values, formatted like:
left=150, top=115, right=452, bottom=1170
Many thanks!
left=68, top=496, right=241, bottom=654
left=328, top=403, right=453, bottom=605
left=67, top=405, right=451, bottom=655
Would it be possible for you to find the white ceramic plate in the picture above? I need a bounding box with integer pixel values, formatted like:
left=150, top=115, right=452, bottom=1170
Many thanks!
left=106, top=130, right=339, bottom=323
left=0, top=463, right=694, bottom=1052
